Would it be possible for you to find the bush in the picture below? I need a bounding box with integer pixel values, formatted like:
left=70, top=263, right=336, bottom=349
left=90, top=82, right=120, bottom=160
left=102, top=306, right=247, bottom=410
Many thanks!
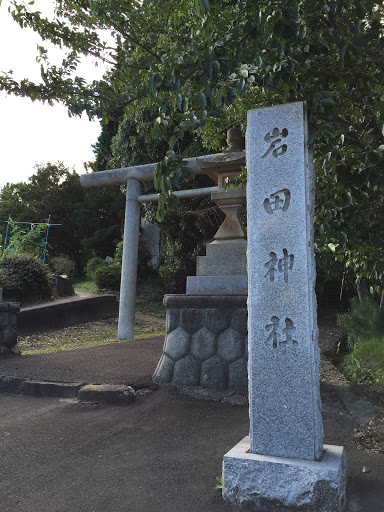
left=338, top=297, right=384, bottom=344
left=114, top=237, right=154, bottom=278
left=49, top=255, right=76, bottom=277
left=85, top=256, right=107, bottom=281
left=0, top=253, right=52, bottom=302
left=158, top=238, right=196, bottom=293
left=94, top=265, right=121, bottom=290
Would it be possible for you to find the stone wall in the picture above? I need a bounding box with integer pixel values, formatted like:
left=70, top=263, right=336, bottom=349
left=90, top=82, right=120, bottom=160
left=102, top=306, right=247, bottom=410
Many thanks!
left=0, top=302, right=20, bottom=356
left=153, top=295, right=248, bottom=395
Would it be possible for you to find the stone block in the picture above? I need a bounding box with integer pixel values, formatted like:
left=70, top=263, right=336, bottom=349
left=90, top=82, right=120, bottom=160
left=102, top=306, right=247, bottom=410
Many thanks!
left=166, top=308, right=180, bottom=333
left=190, top=327, right=216, bottom=361
left=205, top=239, right=247, bottom=259
left=23, top=380, right=83, bottom=399
left=153, top=354, right=175, bottom=384
left=230, top=308, right=247, bottom=335
left=217, top=328, right=244, bottom=363
left=228, top=357, right=248, bottom=395
left=201, top=355, right=228, bottom=391
left=0, top=311, right=9, bottom=329
left=1, top=325, right=17, bottom=348
left=223, top=437, right=346, bottom=512
left=204, top=308, right=231, bottom=334
left=197, top=240, right=247, bottom=276
left=77, top=384, right=135, bottom=403
left=164, top=327, right=191, bottom=361
left=180, top=308, right=205, bottom=333
left=172, top=355, right=200, bottom=386
left=186, top=275, right=247, bottom=295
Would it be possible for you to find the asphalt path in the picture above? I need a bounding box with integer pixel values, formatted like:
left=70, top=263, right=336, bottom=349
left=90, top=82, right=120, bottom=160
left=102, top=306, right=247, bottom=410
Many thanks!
left=1, top=385, right=384, bottom=512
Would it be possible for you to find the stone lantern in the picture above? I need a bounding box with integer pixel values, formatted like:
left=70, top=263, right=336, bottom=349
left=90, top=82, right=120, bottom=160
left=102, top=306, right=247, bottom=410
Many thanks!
left=154, top=128, right=249, bottom=394
left=186, top=127, right=247, bottom=295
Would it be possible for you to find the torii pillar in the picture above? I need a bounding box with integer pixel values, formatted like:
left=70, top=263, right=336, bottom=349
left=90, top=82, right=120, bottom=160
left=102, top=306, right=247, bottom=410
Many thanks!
left=80, top=155, right=219, bottom=339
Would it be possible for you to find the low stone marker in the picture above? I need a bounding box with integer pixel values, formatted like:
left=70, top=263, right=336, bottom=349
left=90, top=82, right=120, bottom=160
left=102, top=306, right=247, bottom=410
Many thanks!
left=0, top=287, right=20, bottom=356
left=222, top=102, right=346, bottom=511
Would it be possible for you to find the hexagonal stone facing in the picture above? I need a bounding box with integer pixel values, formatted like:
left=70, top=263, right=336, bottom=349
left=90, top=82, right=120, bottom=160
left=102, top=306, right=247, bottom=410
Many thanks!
left=180, top=308, right=205, bottom=333
left=230, top=308, right=248, bottom=336
left=204, top=308, right=231, bottom=333
left=153, top=354, right=175, bottom=384
left=217, top=328, right=245, bottom=363
left=190, top=327, right=216, bottom=361
left=201, top=356, right=228, bottom=391
left=172, top=355, right=201, bottom=386
left=166, top=308, right=180, bottom=333
left=1, top=325, right=17, bottom=348
left=164, top=327, right=191, bottom=361
left=229, top=357, right=248, bottom=395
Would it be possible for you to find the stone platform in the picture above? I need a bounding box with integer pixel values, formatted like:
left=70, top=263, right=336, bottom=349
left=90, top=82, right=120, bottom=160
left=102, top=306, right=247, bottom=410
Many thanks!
left=223, top=436, right=347, bottom=512
left=153, top=294, right=248, bottom=394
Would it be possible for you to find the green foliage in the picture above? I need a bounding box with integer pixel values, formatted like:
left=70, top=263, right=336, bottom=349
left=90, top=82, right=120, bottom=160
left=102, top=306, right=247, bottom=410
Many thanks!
left=215, top=476, right=223, bottom=490
left=114, top=238, right=154, bottom=278
left=159, top=240, right=196, bottom=293
left=2, top=219, right=47, bottom=259
left=85, top=256, right=107, bottom=281
left=49, top=255, right=76, bottom=277
left=2, top=0, right=383, bottom=286
left=94, top=264, right=121, bottom=291
left=0, top=162, right=126, bottom=272
left=342, top=336, right=384, bottom=386
left=0, top=253, right=52, bottom=302
left=338, top=297, right=384, bottom=344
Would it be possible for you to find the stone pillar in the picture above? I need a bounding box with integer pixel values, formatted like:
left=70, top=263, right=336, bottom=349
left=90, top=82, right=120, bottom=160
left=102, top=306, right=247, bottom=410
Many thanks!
left=222, top=102, right=346, bottom=511
left=0, top=302, right=20, bottom=356
left=118, top=178, right=141, bottom=340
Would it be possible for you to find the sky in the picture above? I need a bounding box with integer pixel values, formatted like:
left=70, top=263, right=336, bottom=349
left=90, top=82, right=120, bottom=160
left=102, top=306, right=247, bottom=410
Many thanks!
left=0, top=0, right=110, bottom=191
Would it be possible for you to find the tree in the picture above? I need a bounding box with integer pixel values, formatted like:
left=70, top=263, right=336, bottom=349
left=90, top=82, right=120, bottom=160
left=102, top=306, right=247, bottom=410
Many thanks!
left=0, top=162, right=125, bottom=270
left=2, top=0, right=383, bottom=297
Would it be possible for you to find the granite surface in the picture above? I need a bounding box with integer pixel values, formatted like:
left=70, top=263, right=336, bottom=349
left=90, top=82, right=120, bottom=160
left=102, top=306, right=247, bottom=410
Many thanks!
left=222, top=437, right=347, bottom=512
left=246, top=102, right=323, bottom=460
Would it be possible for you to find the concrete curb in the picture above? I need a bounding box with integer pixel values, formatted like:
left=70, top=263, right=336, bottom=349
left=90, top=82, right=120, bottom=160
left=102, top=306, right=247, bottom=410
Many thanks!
left=0, top=375, right=139, bottom=404
left=0, top=358, right=381, bottom=418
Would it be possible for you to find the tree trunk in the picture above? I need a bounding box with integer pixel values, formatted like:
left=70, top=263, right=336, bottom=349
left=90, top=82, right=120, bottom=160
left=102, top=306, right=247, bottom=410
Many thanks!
left=380, top=293, right=384, bottom=310
left=357, top=277, right=370, bottom=302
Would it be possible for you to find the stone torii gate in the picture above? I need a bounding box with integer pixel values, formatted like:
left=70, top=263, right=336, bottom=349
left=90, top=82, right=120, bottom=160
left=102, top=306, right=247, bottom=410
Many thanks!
left=80, top=144, right=244, bottom=340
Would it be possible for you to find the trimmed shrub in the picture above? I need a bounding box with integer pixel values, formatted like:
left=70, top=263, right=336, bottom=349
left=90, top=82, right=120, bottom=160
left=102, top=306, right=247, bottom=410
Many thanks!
left=0, top=253, right=52, bottom=302
left=86, top=256, right=107, bottom=281
left=49, top=255, right=76, bottom=277
left=338, top=296, right=384, bottom=344
left=94, top=265, right=121, bottom=290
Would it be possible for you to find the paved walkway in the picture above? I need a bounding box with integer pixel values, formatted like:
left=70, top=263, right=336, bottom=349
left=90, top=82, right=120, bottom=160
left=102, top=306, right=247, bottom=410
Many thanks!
left=0, top=333, right=383, bottom=511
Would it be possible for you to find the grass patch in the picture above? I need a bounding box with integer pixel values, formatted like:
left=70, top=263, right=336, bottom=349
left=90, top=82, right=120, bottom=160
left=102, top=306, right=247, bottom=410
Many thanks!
left=136, top=276, right=165, bottom=316
left=19, top=313, right=166, bottom=355
left=73, top=280, right=100, bottom=294
left=18, top=275, right=166, bottom=355
left=336, top=297, right=384, bottom=387
left=341, top=336, right=384, bottom=386
left=73, top=276, right=165, bottom=316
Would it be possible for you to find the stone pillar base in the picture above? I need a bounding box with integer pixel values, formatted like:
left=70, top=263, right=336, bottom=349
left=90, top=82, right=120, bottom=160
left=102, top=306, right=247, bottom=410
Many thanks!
left=222, top=437, right=346, bottom=512
left=153, top=294, right=248, bottom=394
